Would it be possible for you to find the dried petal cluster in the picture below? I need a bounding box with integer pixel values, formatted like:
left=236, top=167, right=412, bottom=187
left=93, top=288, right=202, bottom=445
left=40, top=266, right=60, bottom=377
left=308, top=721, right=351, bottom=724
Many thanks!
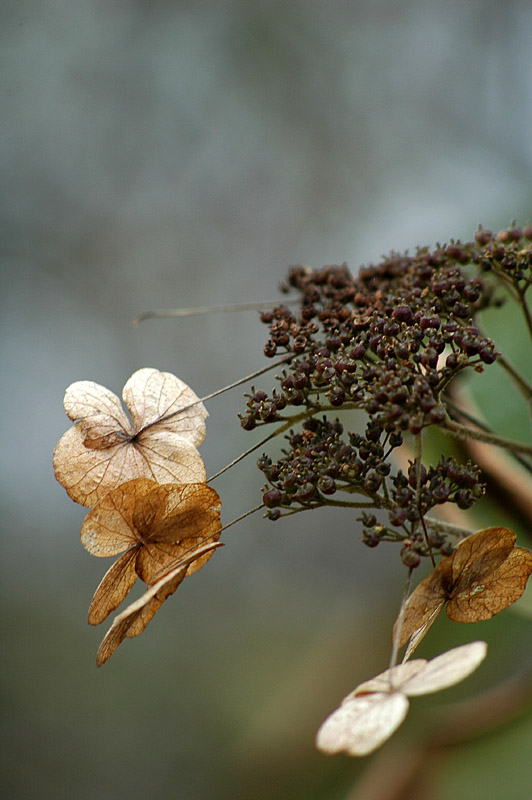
left=95, top=539, right=222, bottom=667
left=395, top=527, right=532, bottom=659
left=54, top=368, right=222, bottom=664
left=317, top=641, right=488, bottom=756
left=81, top=479, right=222, bottom=622
left=54, top=368, right=208, bottom=507
left=317, top=525, right=532, bottom=757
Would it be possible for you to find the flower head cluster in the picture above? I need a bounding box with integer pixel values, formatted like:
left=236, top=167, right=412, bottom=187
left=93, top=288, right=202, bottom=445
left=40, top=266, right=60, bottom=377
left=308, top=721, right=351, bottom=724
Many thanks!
left=475, top=222, right=532, bottom=289
left=237, top=226, right=532, bottom=563
left=53, top=368, right=222, bottom=665
left=259, top=417, right=400, bottom=518
left=240, top=232, right=522, bottom=435
left=242, top=225, right=531, bottom=436
left=258, top=414, right=484, bottom=564
left=362, top=456, right=484, bottom=566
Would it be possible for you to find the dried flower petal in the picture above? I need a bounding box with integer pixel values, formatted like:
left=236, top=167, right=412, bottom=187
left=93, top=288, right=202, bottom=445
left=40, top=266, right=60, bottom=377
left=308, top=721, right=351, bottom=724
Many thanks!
left=316, top=641, right=487, bottom=757
left=96, top=541, right=223, bottom=666
left=399, top=640, right=487, bottom=695
left=447, top=528, right=532, bottom=622
left=395, top=528, right=532, bottom=657
left=82, top=479, right=222, bottom=623
left=351, top=660, right=427, bottom=697
left=317, top=693, right=409, bottom=756
left=54, top=368, right=208, bottom=506
left=88, top=550, right=138, bottom=626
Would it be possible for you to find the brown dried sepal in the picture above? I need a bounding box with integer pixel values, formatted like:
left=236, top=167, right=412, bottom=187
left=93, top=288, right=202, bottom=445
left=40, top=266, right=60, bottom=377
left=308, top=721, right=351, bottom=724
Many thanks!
left=96, top=541, right=223, bottom=666
left=395, top=527, right=532, bottom=659
left=53, top=368, right=208, bottom=506
left=82, top=479, right=222, bottom=625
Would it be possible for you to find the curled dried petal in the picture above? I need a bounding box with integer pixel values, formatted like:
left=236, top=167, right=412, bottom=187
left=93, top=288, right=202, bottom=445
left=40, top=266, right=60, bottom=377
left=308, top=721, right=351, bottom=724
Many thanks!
left=88, top=550, right=138, bottom=626
left=96, top=541, right=223, bottom=666
left=82, top=479, right=222, bottom=623
left=395, top=528, right=532, bottom=657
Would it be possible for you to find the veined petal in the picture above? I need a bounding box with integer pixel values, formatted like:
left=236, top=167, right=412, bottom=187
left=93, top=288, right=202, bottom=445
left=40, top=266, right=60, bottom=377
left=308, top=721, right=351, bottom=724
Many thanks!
left=317, top=692, right=409, bottom=756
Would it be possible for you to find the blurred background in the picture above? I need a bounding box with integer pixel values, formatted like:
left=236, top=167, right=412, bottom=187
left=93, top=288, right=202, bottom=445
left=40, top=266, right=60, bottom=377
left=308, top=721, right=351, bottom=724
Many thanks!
left=1, top=1, right=532, bottom=798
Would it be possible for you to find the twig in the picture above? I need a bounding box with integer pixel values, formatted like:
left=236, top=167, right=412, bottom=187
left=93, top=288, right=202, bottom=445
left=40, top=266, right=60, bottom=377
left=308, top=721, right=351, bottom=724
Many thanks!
left=495, top=352, right=532, bottom=405
left=132, top=299, right=299, bottom=325
left=442, top=418, right=532, bottom=457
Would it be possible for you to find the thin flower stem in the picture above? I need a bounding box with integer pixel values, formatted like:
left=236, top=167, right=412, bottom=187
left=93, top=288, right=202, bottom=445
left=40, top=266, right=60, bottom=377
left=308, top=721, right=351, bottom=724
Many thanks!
left=132, top=298, right=299, bottom=325
left=207, top=429, right=281, bottom=482
left=483, top=262, right=532, bottom=340
left=263, top=400, right=363, bottom=419
left=389, top=569, right=413, bottom=675
left=139, top=354, right=296, bottom=434
left=198, top=356, right=294, bottom=406
left=321, top=498, right=385, bottom=509
left=414, top=432, right=435, bottom=567
left=444, top=398, right=494, bottom=431
left=220, top=503, right=264, bottom=532
left=495, top=352, right=532, bottom=404
left=276, top=498, right=379, bottom=519
left=414, top=432, right=422, bottom=501
left=444, top=397, right=532, bottom=475
left=490, top=267, right=521, bottom=297
left=442, top=417, right=532, bottom=457
left=274, top=508, right=304, bottom=518
left=424, top=516, right=473, bottom=541
left=518, top=286, right=532, bottom=342
left=332, top=485, right=394, bottom=510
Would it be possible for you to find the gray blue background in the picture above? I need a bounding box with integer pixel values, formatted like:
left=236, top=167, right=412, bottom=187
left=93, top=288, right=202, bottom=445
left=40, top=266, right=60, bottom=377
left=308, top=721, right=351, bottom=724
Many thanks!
left=2, top=2, right=532, bottom=798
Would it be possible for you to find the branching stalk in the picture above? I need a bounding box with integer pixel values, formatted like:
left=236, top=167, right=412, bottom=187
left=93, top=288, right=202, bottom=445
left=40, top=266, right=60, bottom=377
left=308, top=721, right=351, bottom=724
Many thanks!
left=495, top=352, right=532, bottom=404
left=442, top=417, right=532, bottom=457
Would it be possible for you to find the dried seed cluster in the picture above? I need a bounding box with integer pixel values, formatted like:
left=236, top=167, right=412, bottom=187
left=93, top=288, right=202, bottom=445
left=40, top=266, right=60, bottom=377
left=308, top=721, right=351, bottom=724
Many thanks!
left=240, top=224, right=532, bottom=562
left=241, top=235, right=525, bottom=432
left=258, top=415, right=482, bottom=562
left=363, top=457, right=483, bottom=567
left=258, top=418, right=400, bottom=517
